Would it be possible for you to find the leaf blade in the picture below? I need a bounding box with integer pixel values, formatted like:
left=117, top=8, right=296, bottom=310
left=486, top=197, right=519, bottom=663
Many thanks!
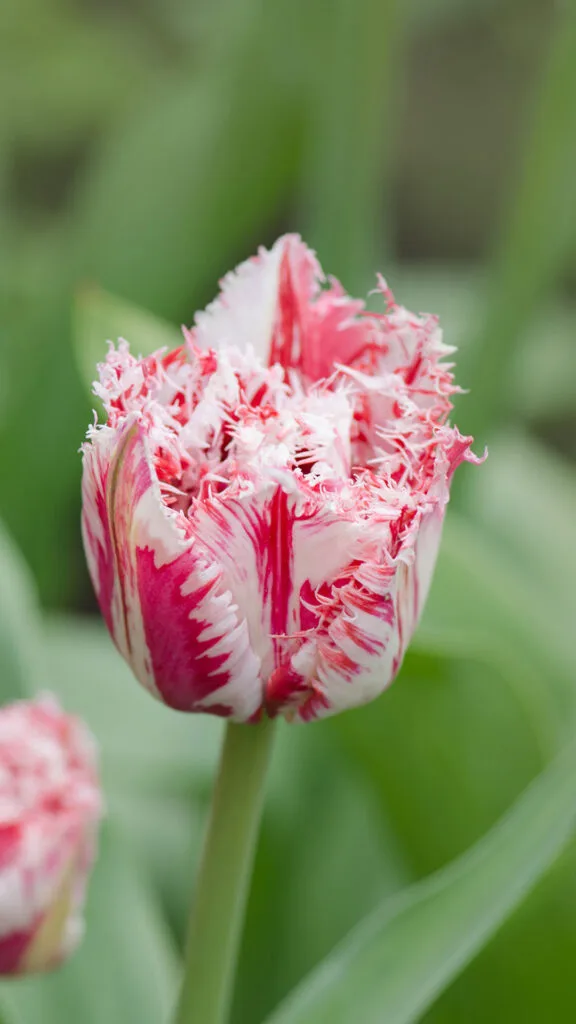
left=267, top=736, right=576, bottom=1024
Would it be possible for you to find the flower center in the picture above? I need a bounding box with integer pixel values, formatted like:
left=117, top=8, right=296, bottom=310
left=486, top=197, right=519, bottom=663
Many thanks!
left=94, top=297, right=460, bottom=525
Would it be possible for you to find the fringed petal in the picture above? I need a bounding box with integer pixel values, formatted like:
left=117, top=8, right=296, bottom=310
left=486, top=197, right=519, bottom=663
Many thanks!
left=82, top=420, right=262, bottom=720
left=192, top=482, right=363, bottom=687
left=81, top=234, right=482, bottom=722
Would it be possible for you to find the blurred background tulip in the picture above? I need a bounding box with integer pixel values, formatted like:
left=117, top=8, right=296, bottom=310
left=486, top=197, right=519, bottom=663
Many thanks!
left=0, top=697, right=102, bottom=975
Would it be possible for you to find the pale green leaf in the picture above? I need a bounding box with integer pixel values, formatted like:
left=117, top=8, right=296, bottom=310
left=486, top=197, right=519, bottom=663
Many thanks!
left=0, top=520, right=42, bottom=701
left=74, top=285, right=182, bottom=397
left=421, top=512, right=574, bottom=729
left=267, top=735, right=576, bottom=1024
left=458, top=3, right=576, bottom=440
left=43, top=614, right=222, bottom=792
left=462, top=430, right=576, bottom=663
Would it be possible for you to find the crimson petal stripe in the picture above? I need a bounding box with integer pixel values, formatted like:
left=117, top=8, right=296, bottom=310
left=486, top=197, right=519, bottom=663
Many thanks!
left=82, top=421, right=262, bottom=719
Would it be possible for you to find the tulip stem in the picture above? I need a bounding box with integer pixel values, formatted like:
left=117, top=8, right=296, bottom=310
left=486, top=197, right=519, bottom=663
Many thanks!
left=173, top=716, right=276, bottom=1024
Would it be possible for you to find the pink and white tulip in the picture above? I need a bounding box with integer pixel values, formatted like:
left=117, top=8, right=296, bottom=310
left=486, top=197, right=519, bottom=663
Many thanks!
left=82, top=235, right=480, bottom=722
left=0, top=696, right=102, bottom=974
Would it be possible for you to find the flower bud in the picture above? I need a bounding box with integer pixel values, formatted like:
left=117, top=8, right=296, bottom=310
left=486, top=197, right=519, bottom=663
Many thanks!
left=82, top=235, right=481, bottom=722
left=0, top=696, right=103, bottom=974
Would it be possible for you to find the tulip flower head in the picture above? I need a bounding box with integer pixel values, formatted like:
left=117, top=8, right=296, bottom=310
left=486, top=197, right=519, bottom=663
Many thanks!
left=82, top=235, right=480, bottom=722
left=0, top=696, right=102, bottom=974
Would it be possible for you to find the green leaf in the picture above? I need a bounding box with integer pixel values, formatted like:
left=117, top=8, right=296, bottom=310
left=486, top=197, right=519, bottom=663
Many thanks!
left=461, top=431, right=576, bottom=668
left=0, top=3, right=156, bottom=147
left=0, top=284, right=86, bottom=608
left=0, top=824, right=178, bottom=1024
left=300, top=0, right=400, bottom=288
left=331, top=647, right=548, bottom=879
left=419, top=839, right=576, bottom=1024
left=109, top=789, right=204, bottom=942
left=420, top=512, right=574, bottom=732
left=76, top=46, right=301, bottom=320
left=457, top=3, right=576, bottom=442
left=512, top=306, right=576, bottom=420
left=74, top=285, right=182, bottom=396
left=266, top=735, right=576, bottom=1024
left=0, top=519, right=42, bottom=701
left=43, top=614, right=222, bottom=792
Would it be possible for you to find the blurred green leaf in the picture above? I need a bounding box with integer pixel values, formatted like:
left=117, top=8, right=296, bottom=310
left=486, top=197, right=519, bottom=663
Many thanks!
left=512, top=305, right=576, bottom=420
left=0, top=0, right=155, bottom=143
left=0, top=824, right=178, bottom=1024
left=421, top=512, right=574, bottom=730
left=266, top=734, right=576, bottom=1024
left=76, top=32, right=302, bottom=320
left=0, top=519, right=41, bottom=701
left=301, top=0, right=401, bottom=287
left=109, top=789, right=204, bottom=943
left=74, top=285, right=182, bottom=396
left=331, top=647, right=547, bottom=879
left=420, top=839, right=576, bottom=1024
left=43, top=614, right=221, bottom=792
left=0, top=279, right=86, bottom=608
left=458, top=2, right=576, bottom=442
left=462, top=431, right=576, bottom=661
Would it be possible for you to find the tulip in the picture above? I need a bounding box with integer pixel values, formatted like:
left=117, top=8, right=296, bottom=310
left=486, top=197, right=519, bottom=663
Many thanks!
left=82, top=235, right=480, bottom=723
left=0, top=696, right=102, bottom=974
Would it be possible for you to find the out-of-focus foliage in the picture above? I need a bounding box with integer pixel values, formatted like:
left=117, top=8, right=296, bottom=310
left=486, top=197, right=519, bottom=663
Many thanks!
left=1, top=0, right=576, bottom=1022
left=267, top=734, right=576, bottom=1024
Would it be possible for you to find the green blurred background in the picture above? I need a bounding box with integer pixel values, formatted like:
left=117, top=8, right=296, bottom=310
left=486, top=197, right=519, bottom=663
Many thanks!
left=0, top=0, right=575, bottom=1022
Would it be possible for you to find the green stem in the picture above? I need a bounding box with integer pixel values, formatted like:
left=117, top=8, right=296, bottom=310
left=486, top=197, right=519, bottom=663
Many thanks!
left=173, top=717, right=276, bottom=1024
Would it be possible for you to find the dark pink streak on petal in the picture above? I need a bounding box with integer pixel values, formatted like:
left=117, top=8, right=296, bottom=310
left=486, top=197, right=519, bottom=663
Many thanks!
left=301, top=286, right=372, bottom=382
left=267, top=236, right=376, bottom=383
left=267, top=489, right=294, bottom=640
left=298, top=686, right=331, bottom=722
left=0, top=928, right=33, bottom=974
left=444, top=429, right=487, bottom=478
left=136, top=546, right=233, bottom=712
left=243, top=487, right=296, bottom=673
left=264, top=664, right=331, bottom=722
left=265, top=665, right=304, bottom=717
left=0, top=823, right=21, bottom=870
left=87, top=422, right=261, bottom=719
left=298, top=579, right=321, bottom=631
left=207, top=488, right=296, bottom=652
left=268, top=243, right=304, bottom=373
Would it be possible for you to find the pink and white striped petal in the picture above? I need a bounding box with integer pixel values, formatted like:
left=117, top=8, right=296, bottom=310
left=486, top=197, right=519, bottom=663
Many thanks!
left=193, top=234, right=375, bottom=381
left=286, top=503, right=445, bottom=720
left=82, top=419, right=262, bottom=720
left=0, top=696, right=102, bottom=974
left=191, top=482, right=364, bottom=686
left=82, top=233, right=482, bottom=722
